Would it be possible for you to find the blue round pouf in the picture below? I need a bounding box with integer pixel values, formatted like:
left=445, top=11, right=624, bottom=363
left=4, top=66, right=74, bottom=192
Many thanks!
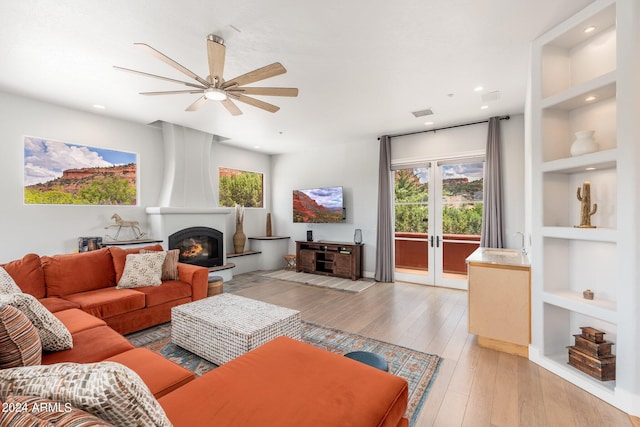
left=344, top=351, right=389, bottom=372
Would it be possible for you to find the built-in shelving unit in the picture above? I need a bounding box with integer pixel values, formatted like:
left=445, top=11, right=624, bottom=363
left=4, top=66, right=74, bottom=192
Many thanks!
left=530, top=0, right=639, bottom=415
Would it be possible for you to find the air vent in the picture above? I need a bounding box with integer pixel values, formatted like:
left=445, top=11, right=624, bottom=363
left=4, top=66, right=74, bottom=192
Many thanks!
left=411, top=108, right=433, bottom=118
left=481, top=91, right=501, bottom=102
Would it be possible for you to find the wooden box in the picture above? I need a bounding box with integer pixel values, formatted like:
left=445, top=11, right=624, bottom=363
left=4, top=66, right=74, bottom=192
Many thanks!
left=580, top=326, right=605, bottom=343
left=567, top=346, right=616, bottom=381
left=572, top=334, right=613, bottom=358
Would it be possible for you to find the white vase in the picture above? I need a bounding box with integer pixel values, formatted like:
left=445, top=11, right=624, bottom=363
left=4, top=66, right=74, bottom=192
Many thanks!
left=570, top=130, right=599, bottom=156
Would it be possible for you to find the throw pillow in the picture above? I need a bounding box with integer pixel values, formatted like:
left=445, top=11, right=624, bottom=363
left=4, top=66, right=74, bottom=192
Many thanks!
left=0, top=362, right=172, bottom=427
left=0, top=293, right=72, bottom=351
left=0, top=395, right=114, bottom=426
left=0, top=266, right=23, bottom=294
left=0, top=304, right=42, bottom=368
left=140, top=249, right=180, bottom=281
left=116, top=252, right=166, bottom=289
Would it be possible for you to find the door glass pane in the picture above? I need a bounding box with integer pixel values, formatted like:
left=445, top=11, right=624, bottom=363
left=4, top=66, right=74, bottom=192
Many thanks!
left=440, top=162, right=483, bottom=278
left=394, top=167, right=429, bottom=273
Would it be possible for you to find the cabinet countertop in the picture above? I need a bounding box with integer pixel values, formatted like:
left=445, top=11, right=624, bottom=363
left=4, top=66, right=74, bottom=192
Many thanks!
left=466, top=247, right=530, bottom=268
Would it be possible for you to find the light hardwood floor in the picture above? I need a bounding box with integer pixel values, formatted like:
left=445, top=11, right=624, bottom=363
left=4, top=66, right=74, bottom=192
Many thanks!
left=225, top=272, right=633, bottom=427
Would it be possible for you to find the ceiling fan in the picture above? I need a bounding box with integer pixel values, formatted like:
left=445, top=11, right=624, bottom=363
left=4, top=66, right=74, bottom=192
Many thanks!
left=114, top=34, right=298, bottom=115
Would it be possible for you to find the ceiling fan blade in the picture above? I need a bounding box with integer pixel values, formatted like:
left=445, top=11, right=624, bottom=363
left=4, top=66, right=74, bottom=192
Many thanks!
left=227, top=87, right=298, bottom=97
left=185, top=95, right=208, bottom=112
left=113, top=66, right=207, bottom=89
left=231, top=94, right=280, bottom=113
left=140, top=90, right=205, bottom=95
left=221, top=98, right=243, bottom=116
left=135, top=43, right=210, bottom=87
left=207, top=36, right=226, bottom=87
left=222, top=63, right=287, bottom=89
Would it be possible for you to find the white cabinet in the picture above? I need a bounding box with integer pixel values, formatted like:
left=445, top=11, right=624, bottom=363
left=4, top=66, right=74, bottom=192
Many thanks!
left=529, top=0, right=640, bottom=414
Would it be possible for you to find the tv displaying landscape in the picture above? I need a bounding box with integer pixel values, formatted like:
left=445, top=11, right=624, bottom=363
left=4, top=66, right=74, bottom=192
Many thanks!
left=293, top=186, right=344, bottom=223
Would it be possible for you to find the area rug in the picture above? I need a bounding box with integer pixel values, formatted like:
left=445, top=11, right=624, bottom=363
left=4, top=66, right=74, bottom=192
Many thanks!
left=261, top=269, right=377, bottom=293
left=126, top=320, right=441, bottom=425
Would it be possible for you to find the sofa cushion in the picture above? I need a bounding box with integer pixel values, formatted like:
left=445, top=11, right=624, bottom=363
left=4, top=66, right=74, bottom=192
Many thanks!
left=0, top=362, right=172, bottom=427
left=132, top=280, right=192, bottom=307
left=0, top=395, right=113, bottom=426
left=110, top=244, right=164, bottom=283
left=106, top=348, right=195, bottom=398
left=0, top=293, right=73, bottom=351
left=62, top=288, right=145, bottom=319
left=0, top=266, right=23, bottom=294
left=117, top=252, right=166, bottom=289
left=141, top=249, right=180, bottom=280
left=0, top=304, right=42, bottom=368
left=54, top=308, right=107, bottom=335
left=38, top=296, right=81, bottom=313
left=42, top=248, right=116, bottom=297
left=159, top=336, right=409, bottom=427
left=41, top=325, right=134, bottom=364
left=0, top=253, right=45, bottom=298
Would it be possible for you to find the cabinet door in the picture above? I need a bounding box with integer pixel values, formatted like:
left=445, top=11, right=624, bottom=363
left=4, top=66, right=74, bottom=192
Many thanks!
left=298, top=249, right=316, bottom=272
left=333, top=253, right=353, bottom=278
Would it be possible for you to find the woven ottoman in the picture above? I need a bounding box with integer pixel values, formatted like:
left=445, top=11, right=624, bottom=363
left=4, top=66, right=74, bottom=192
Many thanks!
left=171, top=294, right=301, bottom=365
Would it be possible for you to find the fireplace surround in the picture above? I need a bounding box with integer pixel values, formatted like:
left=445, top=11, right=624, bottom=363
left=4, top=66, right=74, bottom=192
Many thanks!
left=168, top=227, right=223, bottom=268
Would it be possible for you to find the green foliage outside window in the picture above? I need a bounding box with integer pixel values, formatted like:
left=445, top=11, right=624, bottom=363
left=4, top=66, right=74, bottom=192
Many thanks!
left=219, top=168, right=264, bottom=208
left=24, top=176, right=136, bottom=205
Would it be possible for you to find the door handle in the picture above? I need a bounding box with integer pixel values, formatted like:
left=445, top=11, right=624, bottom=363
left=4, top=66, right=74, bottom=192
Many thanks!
left=430, top=236, right=434, bottom=247
left=436, top=236, right=441, bottom=247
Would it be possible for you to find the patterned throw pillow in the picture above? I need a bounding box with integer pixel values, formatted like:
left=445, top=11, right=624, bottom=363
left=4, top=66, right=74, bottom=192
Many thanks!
left=0, top=266, right=23, bottom=294
left=116, top=252, right=166, bottom=289
left=0, top=362, right=172, bottom=427
left=0, top=293, right=72, bottom=351
left=0, top=395, right=114, bottom=426
left=0, top=305, right=42, bottom=368
left=140, top=249, right=180, bottom=281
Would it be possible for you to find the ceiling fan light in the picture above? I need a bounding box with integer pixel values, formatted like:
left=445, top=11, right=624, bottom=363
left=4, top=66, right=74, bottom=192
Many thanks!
left=204, top=88, right=227, bottom=101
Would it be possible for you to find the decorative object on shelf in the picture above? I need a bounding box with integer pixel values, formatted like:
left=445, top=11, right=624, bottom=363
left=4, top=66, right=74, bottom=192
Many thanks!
left=570, top=130, right=599, bottom=157
left=583, top=289, right=595, bottom=300
left=306, top=229, right=313, bottom=242
left=575, top=181, right=597, bottom=228
left=567, top=326, right=615, bottom=381
left=354, top=229, right=363, bottom=244
left=266, top=213, right=272, bottom=237
left=78, top=237, right=103, bottom=252
left=104, top=213, right=145, bottom=241
left=232, top=204, right=246, bottom=254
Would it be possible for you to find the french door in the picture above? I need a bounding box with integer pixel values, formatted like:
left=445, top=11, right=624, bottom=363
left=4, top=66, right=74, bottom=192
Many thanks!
left=393, top=158, right=484, bottom=290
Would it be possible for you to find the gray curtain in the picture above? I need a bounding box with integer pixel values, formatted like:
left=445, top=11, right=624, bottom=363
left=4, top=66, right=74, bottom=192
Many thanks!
left=480, top=117, right=504, bottom=248
left=375, top=136, right=394, bottom=282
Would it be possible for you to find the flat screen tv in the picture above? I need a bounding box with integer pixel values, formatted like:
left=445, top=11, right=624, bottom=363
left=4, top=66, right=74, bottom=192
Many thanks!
left=293, top=186, right=344, bottom=223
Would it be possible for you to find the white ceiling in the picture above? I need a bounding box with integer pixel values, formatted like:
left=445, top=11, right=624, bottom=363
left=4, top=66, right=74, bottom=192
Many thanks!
left=0, top=0, right=593, bottom=154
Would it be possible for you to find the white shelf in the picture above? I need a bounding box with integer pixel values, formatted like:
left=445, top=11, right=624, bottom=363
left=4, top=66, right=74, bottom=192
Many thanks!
left=541, top=226, right=617, bottom=242
left=543, top=290, right=617, bottom=323
left=541, top=149, right=617, bottom=173
left=541, top=72, right=616, bottom=111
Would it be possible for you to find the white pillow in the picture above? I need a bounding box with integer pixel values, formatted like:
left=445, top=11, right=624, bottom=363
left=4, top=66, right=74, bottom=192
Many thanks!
left=0, top=293, right=72, bottom=351
left=116, top=252, right=166, bottom=289
left=0, top=362, right=172, bottom=427
left=0, top=266, right=22, bottom=294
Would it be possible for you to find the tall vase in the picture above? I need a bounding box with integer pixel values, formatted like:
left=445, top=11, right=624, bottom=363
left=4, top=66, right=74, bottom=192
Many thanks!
left=266, top=213, right=272, bottom=237
left=233, top=222, right=246, bottom=254
left=570, top=130, right=599, bottom=156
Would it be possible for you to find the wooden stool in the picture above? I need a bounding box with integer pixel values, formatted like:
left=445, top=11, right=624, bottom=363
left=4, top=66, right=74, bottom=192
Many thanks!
left=283, top=255, right=296, bottom=270
left=207, top=276, right=224, bottom=296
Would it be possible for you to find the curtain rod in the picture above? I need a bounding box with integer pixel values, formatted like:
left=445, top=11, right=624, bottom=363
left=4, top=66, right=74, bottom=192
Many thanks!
left=378, top=115, right=510, bottom=140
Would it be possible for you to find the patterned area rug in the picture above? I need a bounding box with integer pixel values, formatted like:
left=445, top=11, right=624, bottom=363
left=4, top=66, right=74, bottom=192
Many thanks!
left=127, top=320, right=441, bottom=425
left=261, top=269, right=377, bottom=293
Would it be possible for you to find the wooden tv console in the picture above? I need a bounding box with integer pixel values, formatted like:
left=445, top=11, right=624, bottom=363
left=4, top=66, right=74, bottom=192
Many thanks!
left=296, top=241, right=363, bottom=281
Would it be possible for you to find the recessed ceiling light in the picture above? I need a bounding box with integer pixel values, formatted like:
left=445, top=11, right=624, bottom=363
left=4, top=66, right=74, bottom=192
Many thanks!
left=585, top=167, right=596, bottom=171
left=474, top=86, right=483, bottom=92
left=92, top=104, right=106, bottom=110
left=584, top=26, right=596, bottom=33
left=480, top=105, right=489, bottom=110
left=424, top=121, right=434, bottom=126
left=585, top=96, right=597, bottom=102
left=254, top=145, right=261, bottom=149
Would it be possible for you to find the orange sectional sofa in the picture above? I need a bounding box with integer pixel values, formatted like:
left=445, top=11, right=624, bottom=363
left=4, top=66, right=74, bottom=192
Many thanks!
left=1, top=249, right=410, bottom=426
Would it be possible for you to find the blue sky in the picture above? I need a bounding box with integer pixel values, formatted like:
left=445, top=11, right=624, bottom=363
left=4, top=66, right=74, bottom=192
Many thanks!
left=300, top=186, right=343, bottom=209
left=24, top=137, right=136, bottom=185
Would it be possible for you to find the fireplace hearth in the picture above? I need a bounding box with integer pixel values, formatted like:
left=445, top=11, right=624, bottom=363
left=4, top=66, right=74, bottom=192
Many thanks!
left=168, top=227, right=223, bottom=268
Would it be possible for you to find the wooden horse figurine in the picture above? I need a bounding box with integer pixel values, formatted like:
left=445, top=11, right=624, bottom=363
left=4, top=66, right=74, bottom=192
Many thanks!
left=105, top=213, right=145, bottom=240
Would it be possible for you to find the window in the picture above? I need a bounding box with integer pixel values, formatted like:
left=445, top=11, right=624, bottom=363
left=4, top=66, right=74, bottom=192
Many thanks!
left=218, top=167, right=264, bottom=207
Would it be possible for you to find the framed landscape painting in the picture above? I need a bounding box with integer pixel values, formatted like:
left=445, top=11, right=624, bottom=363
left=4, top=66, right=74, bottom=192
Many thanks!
left=24, top=136, right=138, bottom=205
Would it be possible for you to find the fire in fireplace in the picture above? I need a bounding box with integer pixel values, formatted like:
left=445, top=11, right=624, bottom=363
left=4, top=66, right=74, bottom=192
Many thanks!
left=168, top=227, right=223, bottom=268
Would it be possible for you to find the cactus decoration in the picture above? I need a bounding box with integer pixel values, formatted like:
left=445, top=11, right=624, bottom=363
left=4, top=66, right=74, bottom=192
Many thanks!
left=575, top=181, right=597, bottom=228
